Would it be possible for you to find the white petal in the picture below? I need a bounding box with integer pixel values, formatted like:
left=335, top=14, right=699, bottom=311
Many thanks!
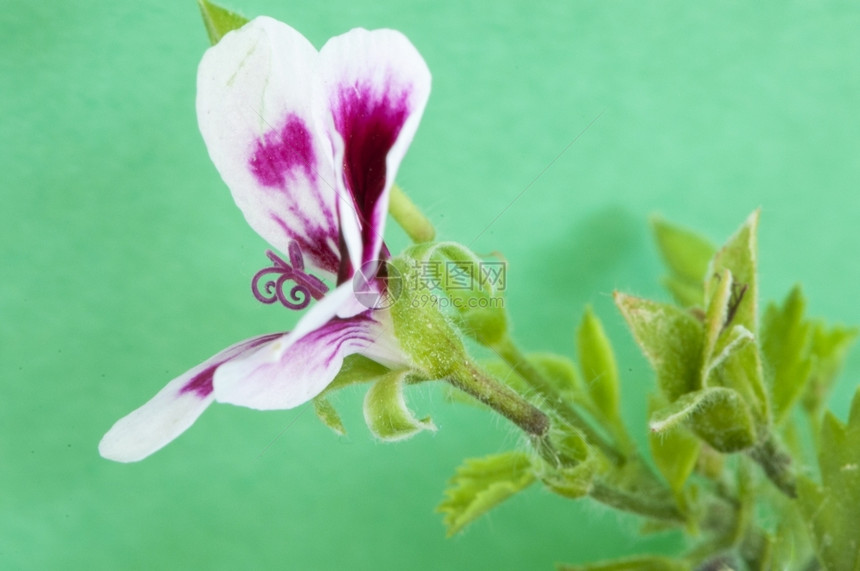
left=319, top=28, right=431, bottom=267
left=197, top=16, right=342, bottom=275
left=214, top=310, right=405, bottom=410
left=98, top=334, right=281, bottom=462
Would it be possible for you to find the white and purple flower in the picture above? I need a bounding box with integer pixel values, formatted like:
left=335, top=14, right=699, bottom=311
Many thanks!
left=99, top=16, right=430, bottom=462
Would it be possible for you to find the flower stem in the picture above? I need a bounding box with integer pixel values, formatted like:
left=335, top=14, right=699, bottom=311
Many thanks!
left=446, top=360, right=550, bottom=437
left=389, top=183, right=435, bottom=243
left=493, top=336, right=625, bottom=465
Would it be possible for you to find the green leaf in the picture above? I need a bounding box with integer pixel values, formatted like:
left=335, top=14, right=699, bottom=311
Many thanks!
left=198, top=0, right=248, bottom=45
left=648, top=395, right=700, bottom=494
left=650, top=387, right=756, bottom=453
left=577, top=306, right=620, bottom=421
left=706, top=209, right=759, bottom=334
left=761, top=286, right=813, bottom=424
left=798, top=388, right=860, bottom=570
left=702, top=269, right=734, bottom=365
left=312, top=396, right=346, bottom=436
left=559, top=555, right=690, bottom=571
left=703, top=324, right=769, bottom=423
left=661, top=275, right=707, bottom=308
left=529, top=353, right=582, bottom=397
left=651, top=215, right=715, bottom=307
left=614, top=292, right=704, bottom=401
left=437, top=452, right=535, bottom=536
left=363, top=371, right=435, bottom=441
left=803, top=322, right=858, bottom=415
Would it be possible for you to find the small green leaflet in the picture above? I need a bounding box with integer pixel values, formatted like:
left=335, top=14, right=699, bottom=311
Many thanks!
left=437, top=452, right=535, bottom=536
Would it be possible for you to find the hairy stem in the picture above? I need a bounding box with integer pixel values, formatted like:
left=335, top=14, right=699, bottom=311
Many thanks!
left=747, top=435, right=797, bottom=498
left=493, top=336, right=625, bottom=465
left=446, top=360, right=550, bottom=437
left=589, top=480, right=683, bottom=522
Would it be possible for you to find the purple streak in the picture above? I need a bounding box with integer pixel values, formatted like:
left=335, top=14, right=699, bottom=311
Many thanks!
left=179, top=333, right=282, bottom=397
left=249, top=114, right=317, bottom=188
left=333, top=82, right=410, bottom=258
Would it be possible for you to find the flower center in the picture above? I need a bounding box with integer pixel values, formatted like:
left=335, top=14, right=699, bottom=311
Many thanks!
left=252, top=242, right=329, bottom=310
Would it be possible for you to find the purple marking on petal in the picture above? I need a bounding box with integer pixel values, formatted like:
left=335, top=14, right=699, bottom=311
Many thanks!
left=179, top=333, right=282, bottom=397
left=180, top=364, right=218, bottom=397
left=249, top=114, right=317, bottom=188
left=333, top=82, right=410, bottom=251
left=298, top=312, right=377, bottom=368
left=272, top=214, right=341, bottom=275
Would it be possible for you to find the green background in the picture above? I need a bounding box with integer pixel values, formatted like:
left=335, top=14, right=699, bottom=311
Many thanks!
left=3, top=1, right=859, bottom=569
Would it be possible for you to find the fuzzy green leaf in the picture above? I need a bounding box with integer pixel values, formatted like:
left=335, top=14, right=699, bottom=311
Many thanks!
left=312, top=396, right=346, bottom=436
left=761, top=286, right=813, bottom=424
left=437, top=452, right=535, bottom=536
left=803, top=323, right=858, bottom=414
left=363, top=371, right=435, bottom=441
left=798, top=388, right=860, bottom=570
left=651, top=216, right=716, bottom=308
left=614, top=292, right=703, bottom=401
left=702, top=269, right=734, bottom=365
left=577, top=306, right=620, bottom=421
left=650, top=387, right=756, bottom=452
left=706, top=209, right=759, bottom=334
left=661, top=275, right=706, bottom=308
left=648, top=395, right=700, bottom=494
left=198, top=0, right=248, bottom=45
left=703, top=324, right=769, bottom=423
left=559, top=555, right=690, bottom=571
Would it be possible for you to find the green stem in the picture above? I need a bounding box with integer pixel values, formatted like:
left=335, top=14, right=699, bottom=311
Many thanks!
left=493, top=336, right=625, bottom=465
left=389, top=183, right=435, bottom=243
left=747, top=435, right=797, bottom=498
left=446, top=360, right=550, bottom=437
left=589, top=481, right=683, bottom=522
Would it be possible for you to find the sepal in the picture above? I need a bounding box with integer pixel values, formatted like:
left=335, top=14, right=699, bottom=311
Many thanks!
left=313, top=396, right=346, bottom=436
left=198, top=0, right=248, bottom=45
left=363, top=371, right=435, bottom=441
